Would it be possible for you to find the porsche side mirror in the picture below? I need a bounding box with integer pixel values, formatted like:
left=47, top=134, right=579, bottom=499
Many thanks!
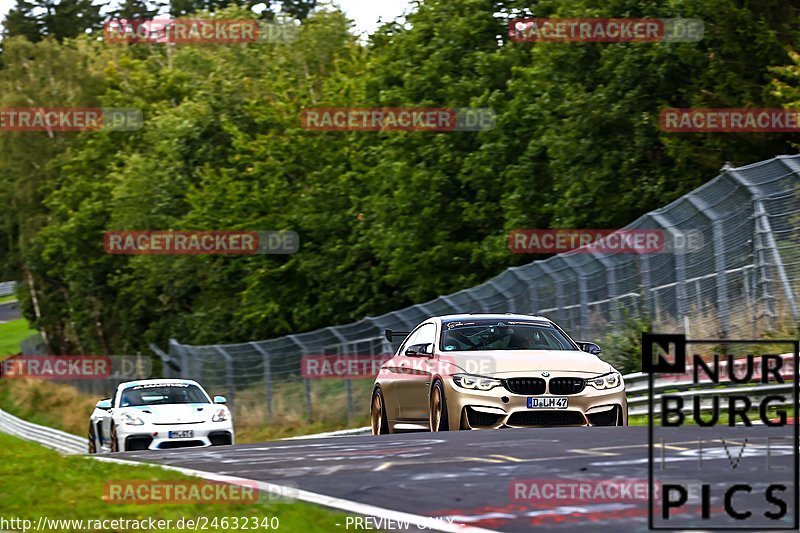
left=96, top=399, right=112, bottom=410
left=577, top=341, right=602, bottom=355
left=214, top=395, right=227, bottom=404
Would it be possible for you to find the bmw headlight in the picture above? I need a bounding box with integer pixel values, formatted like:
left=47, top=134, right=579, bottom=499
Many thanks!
left=212, top=408, right=229, bottom=422
left=453, top=374, right=502, bottom=391
left=120, top=412, right=144, bottom=426
left=586, top=372, right=621, bottom=390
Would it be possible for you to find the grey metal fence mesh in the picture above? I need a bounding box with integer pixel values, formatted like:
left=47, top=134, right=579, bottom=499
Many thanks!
left=151, top=155, right=800, bottom=424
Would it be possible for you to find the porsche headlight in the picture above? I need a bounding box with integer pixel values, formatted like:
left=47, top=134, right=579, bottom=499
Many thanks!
left=212, top=408, right=229, bottom=422
left=453, top=374, right=502, bottom=391
left=586, top=372, right=621, bottom=390
left=120, top=412, right=144, bottom=426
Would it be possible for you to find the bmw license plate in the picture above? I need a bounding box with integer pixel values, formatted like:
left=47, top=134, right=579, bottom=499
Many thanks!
left=168, top=430, right=194, bottom=438
left=528, top=397, right=568, bottom=409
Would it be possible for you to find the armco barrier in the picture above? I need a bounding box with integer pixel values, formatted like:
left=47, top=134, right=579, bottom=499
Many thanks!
left=0, top=281, right=16, bottom=297
left=0, top=355, right=794, bottom=453
left=624, top=352, right=795, bottom=417
left=0, top=407, right=86, bottom=454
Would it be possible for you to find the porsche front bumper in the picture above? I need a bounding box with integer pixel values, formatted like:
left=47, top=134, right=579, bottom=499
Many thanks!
left=115, top=421, right=235, bottom=451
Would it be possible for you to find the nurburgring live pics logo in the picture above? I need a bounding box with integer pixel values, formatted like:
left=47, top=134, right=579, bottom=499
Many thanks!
left=643, top=333, right=799, bottom=530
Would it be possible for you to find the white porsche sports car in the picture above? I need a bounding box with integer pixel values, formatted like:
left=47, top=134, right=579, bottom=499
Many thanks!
left=88, top=379, right=234, bottom=453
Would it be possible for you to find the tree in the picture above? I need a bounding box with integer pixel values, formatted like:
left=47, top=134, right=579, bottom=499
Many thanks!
left=109, top=0, right=162, bottom=21
left=2, top=0, right=107, bottom=42
left=2, top=0, right=43, bottom=42
left=169, top=0, right=316, bottom=20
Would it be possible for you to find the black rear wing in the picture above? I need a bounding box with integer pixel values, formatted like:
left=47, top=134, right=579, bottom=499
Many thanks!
left=384, top=329, right=411, bottom=342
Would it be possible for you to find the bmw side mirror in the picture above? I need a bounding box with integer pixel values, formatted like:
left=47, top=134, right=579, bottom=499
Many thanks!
left=214, top=395, right=227, bottom=404
left=405, top=343, right=433, bottom=358
left=96, top=399, right=112, bottom=410
left=577, top=342, right=602, bottom=356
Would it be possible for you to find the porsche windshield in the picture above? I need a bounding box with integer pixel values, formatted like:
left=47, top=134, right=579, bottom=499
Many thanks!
left=440, top=321, right=575, bottom=351
left=119, top=384, right=209, bottom=407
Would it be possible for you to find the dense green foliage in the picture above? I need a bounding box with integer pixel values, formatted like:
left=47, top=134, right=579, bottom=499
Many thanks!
left=2, top=0, right=316, bottom=42
left=0, top=0, right=798, bottom=354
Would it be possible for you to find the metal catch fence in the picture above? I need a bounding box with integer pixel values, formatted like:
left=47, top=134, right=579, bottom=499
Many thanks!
left=154, top=155, right=800, bottom=424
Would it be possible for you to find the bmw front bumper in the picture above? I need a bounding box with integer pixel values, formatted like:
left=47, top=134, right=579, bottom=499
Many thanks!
left=442, top=373, right=628, bottom=430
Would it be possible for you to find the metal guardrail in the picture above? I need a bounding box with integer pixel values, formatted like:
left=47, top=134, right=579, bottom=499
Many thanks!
left=0, top=281, right=16, bottom=297
left=624, top=354, right=796, bottom=417
left=0, top=407, right=86, bottom=454
left=0, top=357, right=793, bottom=453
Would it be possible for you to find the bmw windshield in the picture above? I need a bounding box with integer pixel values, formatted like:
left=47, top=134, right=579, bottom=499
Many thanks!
left=440, top=320, right=576, bottom=351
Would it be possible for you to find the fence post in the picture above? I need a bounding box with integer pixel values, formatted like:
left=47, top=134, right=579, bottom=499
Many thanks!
left=755, top=200, right=799, bottom=323
left=213, top=346, right=235, bottom=408
left=538, top=262, right=565, bottom=325
left=289, top=335, right=313, bottom=421
left=304, top=379, right=312, bottom=421
left=685, top=193, right=730, bottom=337
left=249, top=342, right=272, bottom=424
left=326, top=328, right=355, bottom=424
left=650, top=213, right=688, bottom=330
left=561, top=256, right=589, bottom=337
left=591, top=253, right=619, bottom=326
left=168, top=339, right=187, bottom=379
left=639, top=253, right=653, bottom=321
left=506, top=268, right=523, bottom=313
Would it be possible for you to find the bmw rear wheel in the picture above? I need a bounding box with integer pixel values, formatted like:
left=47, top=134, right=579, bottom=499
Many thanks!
left=429, top=381, right=449, bottom=432
left=371, top=388, right=390, bottom=435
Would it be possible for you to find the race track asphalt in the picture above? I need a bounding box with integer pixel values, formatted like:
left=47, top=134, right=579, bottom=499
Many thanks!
left=0, top=300, right=20, bottom=322
left=118, top=423, right=798, bottom=532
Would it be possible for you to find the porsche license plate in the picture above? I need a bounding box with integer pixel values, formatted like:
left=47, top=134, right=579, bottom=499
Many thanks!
left=168, top=430, right=194, bottom=438
left=528, top=397, right=568, bottom=409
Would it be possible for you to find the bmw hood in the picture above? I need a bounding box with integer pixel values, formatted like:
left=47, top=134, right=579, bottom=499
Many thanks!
left=441, top=350, right=615, bottom=377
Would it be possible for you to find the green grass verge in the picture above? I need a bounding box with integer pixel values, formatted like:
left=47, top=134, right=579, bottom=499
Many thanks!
left=0, top=318, right=36, bottom=358
left=0, top=294, right=17, bottom=304
left=0, top=432, right=350, bottom=532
